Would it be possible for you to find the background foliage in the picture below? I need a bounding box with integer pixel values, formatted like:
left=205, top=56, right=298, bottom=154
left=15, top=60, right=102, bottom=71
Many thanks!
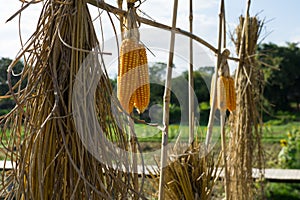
left=1, top=42, right=300, bottom=121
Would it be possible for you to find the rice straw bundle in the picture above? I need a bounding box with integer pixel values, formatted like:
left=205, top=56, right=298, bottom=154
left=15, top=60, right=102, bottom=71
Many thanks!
left=227, top=15, right=265, bottom=200
left=0, top=1, right=144, bottom=199
left=147, top=142, right=222, bottom=200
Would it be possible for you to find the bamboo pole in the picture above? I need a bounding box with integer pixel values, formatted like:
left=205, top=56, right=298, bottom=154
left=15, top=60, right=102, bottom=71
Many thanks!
left=158, top=0, right=178, bottom=199
left=220, top=1, right=230, bottom=199
left=204, top=1, right=230, bottom=198
left=222, top=1, right=226, bottom=48
left=188, top=0, right=194, bottom=145
left=128, top=116, right=139, bottom=200
left=220, top=109, right=230, bottom=200
left=205, top=0, right=224, bottom=147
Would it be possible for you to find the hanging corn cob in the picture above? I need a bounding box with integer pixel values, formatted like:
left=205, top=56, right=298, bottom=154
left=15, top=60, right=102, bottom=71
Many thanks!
left=117, top=6, right=150, bottom=114
left=216, top=76, right=236, bottom=112
left=117, top=38, right=139, bottom=113
left=210, top=49, right=236, bottom=112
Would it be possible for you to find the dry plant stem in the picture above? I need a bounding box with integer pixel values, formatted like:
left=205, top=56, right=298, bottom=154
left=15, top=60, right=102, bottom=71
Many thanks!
left=188, top=0, right=194, bottom=145
left=205, top=0, right=225, bottom=147
left=158, top=0, right=178, bottom=199
left=228, top=5, right=264, bottom=200
left=220, top=110, right=229, bottom=200
left=128, top=115, right=139, bottom=200
left=1, top=1, right=146, bottom=199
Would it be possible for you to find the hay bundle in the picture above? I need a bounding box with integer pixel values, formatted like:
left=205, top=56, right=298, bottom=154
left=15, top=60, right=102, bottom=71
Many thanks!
left=228, top=16, right=264, bottom=200
left=148, top=143, right=222, bottom=200
left=0, top=0, right=143, bottom=199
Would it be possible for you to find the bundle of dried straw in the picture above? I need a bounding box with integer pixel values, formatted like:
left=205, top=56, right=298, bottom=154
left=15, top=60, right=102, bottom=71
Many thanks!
left=0, top=1, right=144, bottom=199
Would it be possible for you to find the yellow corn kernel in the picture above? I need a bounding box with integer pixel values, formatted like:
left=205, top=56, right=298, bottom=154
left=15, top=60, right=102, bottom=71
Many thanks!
left=133, top=44, right=150, bottom=114
left=117, top=38, right=139, bottom=114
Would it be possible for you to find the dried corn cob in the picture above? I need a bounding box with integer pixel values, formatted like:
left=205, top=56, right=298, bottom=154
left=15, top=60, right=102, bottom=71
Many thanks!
left=215, top=76, right=236, bottom=112
left=133, top=44, right=150, bottom=113
left=217, top=76, right=227, bottom=111
left=117, top=38, right=139, bottom=113
left=117, top=6, right=150, bottom=114
left=227, top=77, right=236, bottom=112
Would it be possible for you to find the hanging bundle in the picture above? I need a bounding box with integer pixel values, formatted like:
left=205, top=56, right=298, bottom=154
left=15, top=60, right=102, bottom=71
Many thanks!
left=117, top=5, right=150, bottom=114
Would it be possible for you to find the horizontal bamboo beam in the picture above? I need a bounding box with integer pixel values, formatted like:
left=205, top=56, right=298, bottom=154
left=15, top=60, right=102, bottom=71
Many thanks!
left=86, top=0, right=239, bottom=62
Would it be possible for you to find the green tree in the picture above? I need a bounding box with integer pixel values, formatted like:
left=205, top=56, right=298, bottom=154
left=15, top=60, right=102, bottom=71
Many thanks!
left=147, top=64, right=213, bottom=124
left=257, top=43, right=300, bottom=111
left=0, top=57, right=25, bottom=95
left=149, top=62, right=166, bottom=105
left=0, top=57, right=25, bottom=113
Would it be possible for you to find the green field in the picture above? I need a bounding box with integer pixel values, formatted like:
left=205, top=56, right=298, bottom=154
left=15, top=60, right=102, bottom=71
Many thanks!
left=134, top=121, right=299, bottom=143
left=1, top=121, right=299, bottom=169
left=1, top=121, right=299, bottom=198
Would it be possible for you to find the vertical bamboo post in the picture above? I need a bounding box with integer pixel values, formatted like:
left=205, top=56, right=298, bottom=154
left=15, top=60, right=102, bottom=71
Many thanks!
left=235, top=0, right=251, bottom=86
left=204, top=0, right=230, bottom=198
left=158, top=0, right=178, bottom=199
left=205, top=0, right=224, bottom=147
left=128, top=116, right=139, bottom=199
left=220, top=1, right=230, bottom=199
left=220, top=109, right=230, bottom=199
left=222, top=1, right=226, bottom=49
left=188, top=0, right=194, bottom=145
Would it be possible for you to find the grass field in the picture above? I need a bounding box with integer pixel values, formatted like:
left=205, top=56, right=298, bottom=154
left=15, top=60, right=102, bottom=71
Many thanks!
left=1, top=121, right=299, bottom=198
left=134, top=121, right=300, bottom=199
left=1, top=122, right=298, bottom=161
left=134, top=122, right=299, bottom=151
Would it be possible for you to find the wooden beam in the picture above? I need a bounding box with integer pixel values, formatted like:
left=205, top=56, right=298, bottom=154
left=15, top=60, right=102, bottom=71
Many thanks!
left=86, top=0, right=239, bottom=62
left=254, top=168, right=300, bottom=183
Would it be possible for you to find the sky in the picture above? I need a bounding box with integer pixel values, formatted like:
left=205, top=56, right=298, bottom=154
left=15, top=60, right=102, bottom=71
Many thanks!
left=0, top=0, right=300, bottom=76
